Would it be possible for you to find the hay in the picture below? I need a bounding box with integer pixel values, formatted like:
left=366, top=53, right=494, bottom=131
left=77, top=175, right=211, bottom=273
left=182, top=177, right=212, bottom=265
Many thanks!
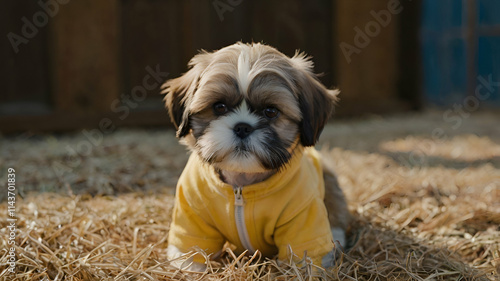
left=1, top=110, right=499, bottom=280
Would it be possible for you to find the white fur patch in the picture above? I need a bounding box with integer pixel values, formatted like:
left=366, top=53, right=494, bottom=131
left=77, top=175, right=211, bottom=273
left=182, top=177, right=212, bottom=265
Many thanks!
left=166, top=245, right=206, bottom=272
left=197, top=117, right=235, bottom=161
left=237, top=52, right=251, bottom=93
left=228, top=101, right=259, bottom=127
left=197, top=101, right=270, bottom=173
left=223, top=153, right=262, bottom=173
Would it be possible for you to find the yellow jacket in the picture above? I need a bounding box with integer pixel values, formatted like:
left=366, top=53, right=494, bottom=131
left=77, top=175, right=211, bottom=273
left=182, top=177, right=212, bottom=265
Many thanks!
left=168, top=147, right=334, bottom=265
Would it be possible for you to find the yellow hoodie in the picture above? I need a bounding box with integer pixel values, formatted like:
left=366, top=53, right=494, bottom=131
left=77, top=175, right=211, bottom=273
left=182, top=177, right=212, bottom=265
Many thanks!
left=168, top=147, right=334, bottom=265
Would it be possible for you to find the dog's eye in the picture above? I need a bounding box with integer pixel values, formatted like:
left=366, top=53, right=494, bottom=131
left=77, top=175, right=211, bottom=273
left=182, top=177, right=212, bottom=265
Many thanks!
left=213, top=102, right=228, bottom=115
left=263, top=107, right=279, bottom=119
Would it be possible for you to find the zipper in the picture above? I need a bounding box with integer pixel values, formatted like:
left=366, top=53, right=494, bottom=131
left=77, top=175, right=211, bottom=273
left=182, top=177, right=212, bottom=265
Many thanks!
left=234, top=186, right=255, bottom=253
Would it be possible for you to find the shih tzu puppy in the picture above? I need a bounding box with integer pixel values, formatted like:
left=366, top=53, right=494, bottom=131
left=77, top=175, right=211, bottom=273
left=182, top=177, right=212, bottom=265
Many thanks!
left=162, top=42, right=350, bottom=271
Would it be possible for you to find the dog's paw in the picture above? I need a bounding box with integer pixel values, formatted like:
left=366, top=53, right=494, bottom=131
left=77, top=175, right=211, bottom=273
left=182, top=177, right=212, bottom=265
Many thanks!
left=321, top=227, right=347, bottom=268
left=331, top=227, right=346, bottom=249
left=166, top=245, right=207, bottom=272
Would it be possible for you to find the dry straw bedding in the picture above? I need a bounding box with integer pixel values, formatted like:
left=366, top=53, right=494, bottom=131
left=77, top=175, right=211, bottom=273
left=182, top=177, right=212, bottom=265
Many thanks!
left=0, top=110, right=499, bottom=280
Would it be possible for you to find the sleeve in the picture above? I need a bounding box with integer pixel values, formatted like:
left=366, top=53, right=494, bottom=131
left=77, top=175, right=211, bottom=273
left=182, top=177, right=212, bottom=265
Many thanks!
left=168, top=183, right=225, bottom=263
left=274, top=197, right=334, bottom=266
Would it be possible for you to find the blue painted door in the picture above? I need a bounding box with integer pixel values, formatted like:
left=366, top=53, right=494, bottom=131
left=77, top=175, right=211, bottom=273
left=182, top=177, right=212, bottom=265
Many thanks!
left=421, top=0, right=500, bottom=107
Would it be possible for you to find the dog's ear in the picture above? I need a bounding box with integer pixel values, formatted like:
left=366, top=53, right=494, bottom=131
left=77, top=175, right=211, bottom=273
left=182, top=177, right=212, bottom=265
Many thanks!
left=162, top=51, right=212, bottom=138
left=290, top=52, right=339, bottom=147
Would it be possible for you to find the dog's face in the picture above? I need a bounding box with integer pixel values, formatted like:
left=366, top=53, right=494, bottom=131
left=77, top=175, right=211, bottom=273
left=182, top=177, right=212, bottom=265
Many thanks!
left=163, top=43, right=338, bottom=173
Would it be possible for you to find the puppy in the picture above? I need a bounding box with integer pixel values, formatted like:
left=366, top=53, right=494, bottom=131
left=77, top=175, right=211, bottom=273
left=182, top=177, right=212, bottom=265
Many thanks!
left=162, top=42, right=350, bottom=270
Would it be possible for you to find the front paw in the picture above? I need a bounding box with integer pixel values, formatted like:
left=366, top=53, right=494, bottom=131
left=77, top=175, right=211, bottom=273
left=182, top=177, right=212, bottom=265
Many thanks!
left=321, top=227, right=347, bottom=268
left=166, top=245, right=207, bottom=272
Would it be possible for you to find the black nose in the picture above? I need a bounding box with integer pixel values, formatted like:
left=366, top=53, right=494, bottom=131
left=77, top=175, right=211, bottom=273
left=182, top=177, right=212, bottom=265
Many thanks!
left=233, top=122, right=254, bottom=139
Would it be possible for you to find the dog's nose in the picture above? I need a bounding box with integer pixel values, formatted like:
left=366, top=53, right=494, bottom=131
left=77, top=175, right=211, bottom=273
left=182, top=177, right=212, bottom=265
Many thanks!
left=233, top=122, right=254, bottom=139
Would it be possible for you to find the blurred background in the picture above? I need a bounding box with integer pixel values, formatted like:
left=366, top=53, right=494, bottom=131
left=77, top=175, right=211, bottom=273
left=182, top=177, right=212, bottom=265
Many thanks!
left=2, top=2, right=500, bottom=279
left=0, top=0, right=499, bottom=133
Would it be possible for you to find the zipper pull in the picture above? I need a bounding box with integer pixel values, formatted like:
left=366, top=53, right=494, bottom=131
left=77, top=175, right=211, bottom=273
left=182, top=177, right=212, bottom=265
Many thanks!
left=234, top=186, right=244, bottom=206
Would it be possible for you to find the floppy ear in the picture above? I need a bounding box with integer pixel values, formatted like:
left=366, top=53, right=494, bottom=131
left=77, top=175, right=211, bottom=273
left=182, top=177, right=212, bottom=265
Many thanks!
left=161, top=51, right=211, bottom=138
left=291, top=53, right=339, bottom=147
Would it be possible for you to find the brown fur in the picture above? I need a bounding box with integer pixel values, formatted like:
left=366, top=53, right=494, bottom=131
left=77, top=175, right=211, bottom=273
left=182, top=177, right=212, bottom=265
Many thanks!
left=162, top=43, right=339, bottom=149
left=162, top=42, right=350, bottom=248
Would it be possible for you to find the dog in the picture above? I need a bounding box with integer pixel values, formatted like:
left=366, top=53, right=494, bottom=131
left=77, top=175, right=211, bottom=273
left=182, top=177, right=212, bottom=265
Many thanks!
left=162, top=42, right=350, bottom=271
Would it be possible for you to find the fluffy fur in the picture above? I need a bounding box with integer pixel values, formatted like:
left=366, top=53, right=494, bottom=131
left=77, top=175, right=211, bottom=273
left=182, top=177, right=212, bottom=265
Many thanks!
left=162, top=42, right=339, bottom=176
left=162, top=42, right=349, bottom=268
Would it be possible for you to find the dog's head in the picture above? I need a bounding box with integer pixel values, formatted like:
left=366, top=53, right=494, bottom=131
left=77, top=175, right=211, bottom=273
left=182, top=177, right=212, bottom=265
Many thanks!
left=162, top=42, right=338, bottom=173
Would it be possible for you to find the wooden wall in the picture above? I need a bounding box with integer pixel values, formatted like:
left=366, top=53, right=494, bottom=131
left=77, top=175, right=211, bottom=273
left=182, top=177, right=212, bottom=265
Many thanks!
left=0, top=0, right=420, bottom=133
left=335, top=0, right=421, bottom=113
